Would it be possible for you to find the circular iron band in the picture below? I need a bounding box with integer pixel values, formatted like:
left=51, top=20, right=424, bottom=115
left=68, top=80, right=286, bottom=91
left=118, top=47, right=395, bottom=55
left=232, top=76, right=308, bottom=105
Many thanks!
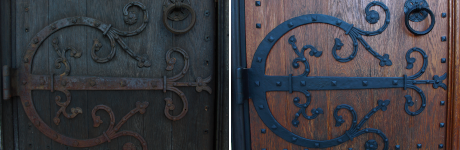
left=20, top=17, right=148, bottom=149
left=249, top=14, right=386, bottom=148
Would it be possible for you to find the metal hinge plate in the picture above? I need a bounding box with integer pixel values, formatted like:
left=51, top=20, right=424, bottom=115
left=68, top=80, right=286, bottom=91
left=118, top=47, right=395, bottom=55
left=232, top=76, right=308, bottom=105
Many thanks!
left=236, top=68, right=248, bottom=104
left=3, top=65, right=18, bottom=100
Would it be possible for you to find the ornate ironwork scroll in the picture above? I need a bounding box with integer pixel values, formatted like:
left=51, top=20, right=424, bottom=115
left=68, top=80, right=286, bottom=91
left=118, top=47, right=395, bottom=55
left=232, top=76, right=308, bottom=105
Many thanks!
left=47, top=1, right=152, bottom=68
left=243, top=1, right=446, bottom=149
left=17, top=2, right=212, bottom=149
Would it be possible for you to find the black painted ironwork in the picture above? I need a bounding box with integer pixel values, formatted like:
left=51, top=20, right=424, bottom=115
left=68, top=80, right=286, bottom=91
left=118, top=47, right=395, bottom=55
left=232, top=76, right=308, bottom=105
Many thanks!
left=404, top=0, right=435, bottom=35
left=404, top=0, right=429, bottom=22
left=241, top=1, right=447, bottom=149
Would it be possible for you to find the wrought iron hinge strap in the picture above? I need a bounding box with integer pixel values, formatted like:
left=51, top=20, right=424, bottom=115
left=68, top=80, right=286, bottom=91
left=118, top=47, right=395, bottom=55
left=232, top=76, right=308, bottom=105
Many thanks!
left=247, top=74, right=406, bottom=94
left=25, top=75, right=164, bottom=91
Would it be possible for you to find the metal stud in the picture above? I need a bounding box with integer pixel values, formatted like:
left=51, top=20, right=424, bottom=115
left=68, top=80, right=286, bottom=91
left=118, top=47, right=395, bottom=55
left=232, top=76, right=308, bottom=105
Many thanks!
left=311, top=16, right=317, bottom=21
left=315, top=143, right=319, bottom=147
left=393, top=80, right=398, bottom=85
left=336, top=20, right=342, bottom=25
left=417, top=144, right=422, bottom=148
left=271, top=125, right=277, bottom=129
left=259, top=105, right=264, bottom=109
left=255, top=1, right=261, bottom=6
left=120, top=80, right=127, bottom=87
left=89, top=80, right=96, bottom=87
left=255, top=81, right=260, bottom=86
left=288, top=22, right=294, bottom=28
left=362, top=81, right=368, bottom=86
left=395, top=145, right=400, bottom=149
left=261, top=129, right=266, bottom=133
left=441, top=36, right=447, bottom=41
left=257, top=57, right=262, bottom=62
left=292, top=137, right=297, bottom=142
left=440, top=123, right=445, bottom=127
left=441, top=101, right=445, bottom=105
left=256, top=23, right=261, bottom=28
left=442, top=13, right=447, bottom=18
left=276, top=82, right=281, bottom=86
left=439, top=144, right=444, bottom=148
left=331, top=81, right=337, bottom=86
left=301, top=81, right=306, bottom=86
left=268, top=36, right=274, bottom=42
left=441, top=58, right=446, bottom=63
left=293, top=97, right=300, bottom=102
left=33, top=38, right=39, bottom=44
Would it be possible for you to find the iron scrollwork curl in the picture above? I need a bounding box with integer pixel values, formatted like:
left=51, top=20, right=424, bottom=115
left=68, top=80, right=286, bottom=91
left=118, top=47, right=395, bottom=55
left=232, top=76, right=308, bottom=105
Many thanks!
left=18, top=2, right=212, bottom=149
left=247, top=1, right=446, bottom=149
left=88, top=1, right=151, bottom=68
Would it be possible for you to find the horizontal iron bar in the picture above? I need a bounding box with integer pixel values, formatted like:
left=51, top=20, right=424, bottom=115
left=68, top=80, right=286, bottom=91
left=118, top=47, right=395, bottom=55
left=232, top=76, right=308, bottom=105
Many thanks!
left=248, top=74, right=405, bottom=92
left=25, top=74, right=169, bottom=91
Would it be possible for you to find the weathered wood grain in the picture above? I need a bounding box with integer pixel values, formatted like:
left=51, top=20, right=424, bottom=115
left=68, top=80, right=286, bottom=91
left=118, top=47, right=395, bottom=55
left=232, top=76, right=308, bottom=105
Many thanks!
left=246, top=0, right=448, bottom=149
left=170, top=0, right=216, bottom=149
left=15, top=0, right=52, bottom=149
left=47, top=1, right=88, bottom=149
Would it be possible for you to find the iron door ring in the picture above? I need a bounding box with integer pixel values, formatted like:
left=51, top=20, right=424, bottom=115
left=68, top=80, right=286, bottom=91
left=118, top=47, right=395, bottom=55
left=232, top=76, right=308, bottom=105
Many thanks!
left=163, top=3, right=196, bottom=34
left=405, top=6, right=435, bottom=35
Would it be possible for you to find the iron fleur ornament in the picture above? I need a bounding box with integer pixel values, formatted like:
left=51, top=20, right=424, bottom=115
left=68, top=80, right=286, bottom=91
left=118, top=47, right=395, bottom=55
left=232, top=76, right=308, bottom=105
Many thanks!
left=240, top=1, right=447, bottom=150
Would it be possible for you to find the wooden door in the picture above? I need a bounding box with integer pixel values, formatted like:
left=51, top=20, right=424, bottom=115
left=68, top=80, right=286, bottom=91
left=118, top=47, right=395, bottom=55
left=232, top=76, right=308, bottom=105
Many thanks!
left=241, top=0, right=450, bottom=149
left=0, top=0, right=222, bottom=149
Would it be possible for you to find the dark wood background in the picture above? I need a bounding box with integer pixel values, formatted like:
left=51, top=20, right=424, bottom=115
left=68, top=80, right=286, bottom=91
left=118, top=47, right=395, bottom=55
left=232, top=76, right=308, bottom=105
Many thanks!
left=0, top=0, right=224, bottom=149
left=245, top=0, right=448, bottom=149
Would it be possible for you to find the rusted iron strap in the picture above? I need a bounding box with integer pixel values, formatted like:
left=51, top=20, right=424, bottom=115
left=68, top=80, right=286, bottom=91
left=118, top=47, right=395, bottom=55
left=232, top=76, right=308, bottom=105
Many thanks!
left=26, top=75, right=164, bottom=91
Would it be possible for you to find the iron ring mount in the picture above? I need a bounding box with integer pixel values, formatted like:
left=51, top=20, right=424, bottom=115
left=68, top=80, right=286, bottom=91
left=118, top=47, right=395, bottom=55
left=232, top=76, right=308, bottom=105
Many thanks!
left=404, top=0, right=430, bottom=22
left=404, top=4, right=435, bottom=35
left=163, top=2, right=196, bottom=34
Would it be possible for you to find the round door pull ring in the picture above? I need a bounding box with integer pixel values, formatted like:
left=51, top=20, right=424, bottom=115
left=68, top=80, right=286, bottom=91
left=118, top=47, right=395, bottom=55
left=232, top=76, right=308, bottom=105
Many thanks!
left=163, top=3, right=196, bottom=34
left=405, top=5, right=435, bottom=35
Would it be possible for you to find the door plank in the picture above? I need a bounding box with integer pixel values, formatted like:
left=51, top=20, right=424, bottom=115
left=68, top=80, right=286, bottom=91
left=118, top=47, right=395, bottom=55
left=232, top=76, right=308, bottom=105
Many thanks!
left=15, top=0, right=52, bottom=149
left=47, top=0, right=88, bottom=149
left=170, top=0, right=216, bottom=149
